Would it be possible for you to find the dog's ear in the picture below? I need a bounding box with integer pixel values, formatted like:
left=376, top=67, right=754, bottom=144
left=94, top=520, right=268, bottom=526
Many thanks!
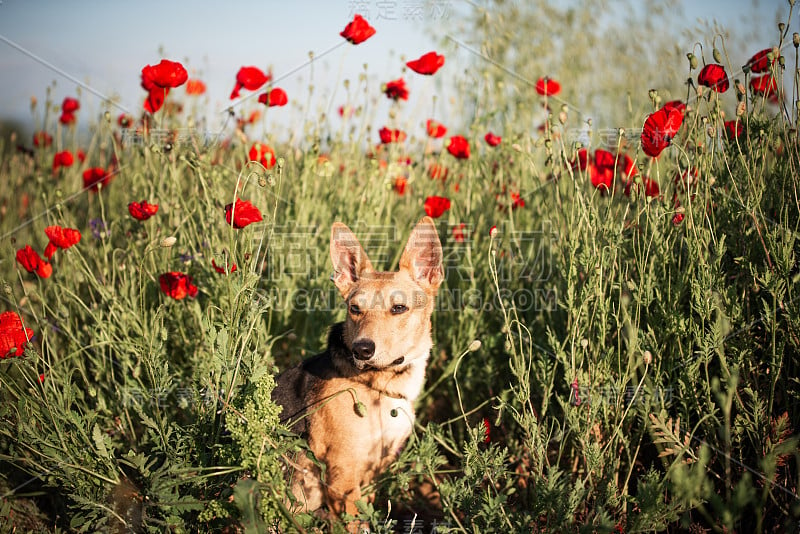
left=330, top=222, right=374, bottom=297
left=399, top=216, right=444, bottom=292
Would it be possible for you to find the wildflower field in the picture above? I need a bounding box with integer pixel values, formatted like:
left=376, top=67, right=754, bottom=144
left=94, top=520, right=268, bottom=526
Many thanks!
left=1, top=1, right=799, bottom=532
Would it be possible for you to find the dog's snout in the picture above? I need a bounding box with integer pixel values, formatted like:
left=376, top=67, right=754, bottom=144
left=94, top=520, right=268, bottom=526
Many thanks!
left=352, top=339, right=375, bottom=360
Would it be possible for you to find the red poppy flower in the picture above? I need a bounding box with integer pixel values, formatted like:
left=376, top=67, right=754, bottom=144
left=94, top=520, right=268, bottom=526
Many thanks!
left=224, top=198, right=263, bottom=229
left=43, top=226, right=81, bottom=259
left=428, top=163, right=448, bottom=180
left=641, top=104, right=684, bottom=157
left=424, top=195, right=451, bottom=218
left=118, top=114, right=134, bottom=128
left=587, top=149, right=616, bottom=192
left=750, top=74, right=778, bottom=97
left=141, top=59, right=188, bottom=113
left=482, top=417, right=491, bottom=443
left=248, top=142, right=276, bottom=169
left=724, top=120, right=744, bottom=141
left=616, top=152, right=637, bottom=180
left=426, top=119, right=447, bottom=138
left=0, top=311, right=34, bottom=358
left=61, top=97, right=80, bottom=113
left=185, top=79, right=206, bottom=95
left=340, top=14, right=376, bottom=45
left=383, top=78, right=409, bottom=101
left=484, top=132, right=502, bottom=146
left=83, top=167, right=112, bottom=192
left=447, top=135, right=470, bottom=159
left=662, top=100, right=686, bottom=115
left=59, top=112, right=76, bottom=126
left=258, top=87, right=288, bottom=107
left=697, top=64, right=729, bottom=93
left=571, top=147, right=589, bottom=171
left=52, top=151, right=74, bottom=172
left=393, top=176, right=408, bottom=195
left=379, top=127, right=407, bottom=144
left=76, top=149, right=86, bottom=163
left=230, top=66, right=271, bottom=100
left=211, top=259, right=237, bottom=274
left=142, top=59, right=188, bottom=90
left=16, top=245, right=52, bottom=278
left=452, top=223, right=467, bottom=243
left=159, top=272, right=198, bottom=300
left=746, top=47, right=779, bottom=73
left=406, top=51, right=445, bottom=75
left=33, top=131, right=52, bottom=148
left=510, top=192, right=525, bottom=209
left=536, top=77, right=561, bottom=96
left=128, top=200, right=159, bottom=221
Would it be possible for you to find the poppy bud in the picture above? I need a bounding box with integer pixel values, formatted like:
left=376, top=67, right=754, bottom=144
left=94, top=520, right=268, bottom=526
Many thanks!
left=643, top=350, right=653, bottom=365
left=648, top=88, right=658, bottom=102
left=468, top=339, right=482, bottom=352
left=794, top=33, right=800, bottom=48
left=354, top=401, right=367, bottom=417
left=779, top=23, right=786, bottom=35
left=161, top=236, right=177, bottom=248
left=779, top=55, right=785, bottom=68
left=712, top=48, right=722, bottom=64
left=687, top=53, right=698, bottom=70
left=736, top=102, right=746, bottom=116
left=489, top=225, right=498, bottom=238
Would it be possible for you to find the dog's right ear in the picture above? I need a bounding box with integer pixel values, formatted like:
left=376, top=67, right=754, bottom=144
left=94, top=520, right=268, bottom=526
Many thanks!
left=330, top=222, right=374, bottom=297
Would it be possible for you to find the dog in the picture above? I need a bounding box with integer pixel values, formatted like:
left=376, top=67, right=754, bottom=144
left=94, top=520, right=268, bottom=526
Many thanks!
left=271, top=216, right=443, bottom=518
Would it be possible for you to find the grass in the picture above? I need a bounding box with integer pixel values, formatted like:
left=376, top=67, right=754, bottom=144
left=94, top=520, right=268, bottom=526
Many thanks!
left=0, top=2, right=799, bottom=532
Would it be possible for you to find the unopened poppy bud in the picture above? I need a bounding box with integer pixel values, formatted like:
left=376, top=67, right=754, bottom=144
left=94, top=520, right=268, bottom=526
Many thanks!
left=161, top=236, right=177, bottom=248
left=558, top=111, right=567, bottom=125
left=687, top=53, right=698, bottom=70
left=779, top=23, right=786, bottom=35
left=489, top=225, right=498, bottom=238
left=779, top=55, right=785, bottom=67
left=794, top=33, right=800, bottom=48
left=468, top=339, right=482, bottom=352
left=648, top=88, right=658, bottom=101
left=712, top=48, right=722, bottom=64
left=707, top=126, right=716, bottom=138
left=643, top=350, right=652, bottom=365
left=354, top=401, right=367, bottom=417
left=736, top=101, right=746, bottom=116
left=277, top=157, right=285, bottom=169
left=580, top=338, right=588, bottom=349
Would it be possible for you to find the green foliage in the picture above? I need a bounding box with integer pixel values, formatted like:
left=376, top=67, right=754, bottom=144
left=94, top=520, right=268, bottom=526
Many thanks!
left=1, top=1, right=799, bottom=532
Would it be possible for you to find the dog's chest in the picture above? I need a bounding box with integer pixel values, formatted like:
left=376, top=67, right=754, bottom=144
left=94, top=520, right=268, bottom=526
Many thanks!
left=372, top=394, right=415, bottom=451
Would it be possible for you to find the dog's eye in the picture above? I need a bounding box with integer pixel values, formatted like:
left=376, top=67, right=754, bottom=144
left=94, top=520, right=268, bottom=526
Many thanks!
left=349, top=303, right=362, bottom=315
left=390, top=304, right=408, bottom=315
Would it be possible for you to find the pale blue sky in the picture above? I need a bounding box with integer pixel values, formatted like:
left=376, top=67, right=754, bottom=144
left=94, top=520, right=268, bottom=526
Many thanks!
left=0, top=0, right=786, bottom=134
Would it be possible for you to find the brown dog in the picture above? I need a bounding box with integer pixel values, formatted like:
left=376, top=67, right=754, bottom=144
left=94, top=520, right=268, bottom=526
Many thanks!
left=271, top=216, right=443, bottom=518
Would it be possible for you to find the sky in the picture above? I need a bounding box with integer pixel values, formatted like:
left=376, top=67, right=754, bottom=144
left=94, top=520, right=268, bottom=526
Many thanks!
left=0, top=0, right=788, bottom=137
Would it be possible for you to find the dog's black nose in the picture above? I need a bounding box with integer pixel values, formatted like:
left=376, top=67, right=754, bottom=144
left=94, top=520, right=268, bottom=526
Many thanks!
left=352, top=339, right=375, bottom=360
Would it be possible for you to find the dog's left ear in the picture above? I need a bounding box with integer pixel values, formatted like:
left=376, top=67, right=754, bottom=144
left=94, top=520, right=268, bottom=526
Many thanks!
left=399, top=216, right=444, bottom=292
